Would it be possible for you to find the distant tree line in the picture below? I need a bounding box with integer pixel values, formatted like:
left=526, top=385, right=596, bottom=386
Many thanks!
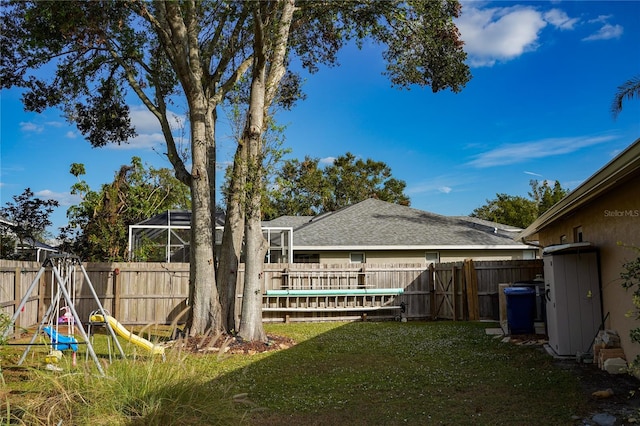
left=2, top=154, right=569, bottom=262
left=262, top=152, right=410, bottom=220
left=470, top=179, right=569, bottom=229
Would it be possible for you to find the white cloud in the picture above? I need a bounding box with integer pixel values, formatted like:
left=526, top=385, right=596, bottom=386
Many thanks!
left=524, top=171, right=543, bottom=177
left=109, top=132, right=168, bottom=151
left=457, top=4, right=582, bottom=67
left=103, top=105, right=187, bottom=151
left=407, top=175, right=462, bottom=196
left=65, top=131, right=77, bottom=139
left=583, top=23, right=623, bottom=41
left=19, top=122, right=43, bottom=133
left=320, top=156, right=336, bottom=165
left=588, top=15, right=612, bottom=24
left=609, top=149, right=622, bottom=158
left=467, top=135, right=616, bottom=168
left=130, top=105, right=185, bottom=134
left=457, top=5, right=547, bottom=67
left=45, top=121, right=65, bottom=128
left=543, top=9, right=579, bottom=30
left=34, top=190, right=81, bottom=207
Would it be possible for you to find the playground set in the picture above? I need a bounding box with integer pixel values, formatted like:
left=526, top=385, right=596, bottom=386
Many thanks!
left=1, top=254, right=164, bottom=376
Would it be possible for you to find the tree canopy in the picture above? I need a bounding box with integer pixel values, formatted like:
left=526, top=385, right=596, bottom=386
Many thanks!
left=264, top=152, right=409, bottom=219
left=60, top=157, right=190, bottom=261
left=470, top=180, right=569, bottom=229
left=0, top=188, right=59, bottom=260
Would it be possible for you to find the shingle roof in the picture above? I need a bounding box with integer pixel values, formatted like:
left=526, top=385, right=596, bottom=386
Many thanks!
left=133, top=201, right=531, bottom=249
left=287, top=198, right=528, bottom=248
left=263, top=215, right=314, bottom=229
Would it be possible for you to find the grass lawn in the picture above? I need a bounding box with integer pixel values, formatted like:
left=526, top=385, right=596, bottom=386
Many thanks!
left=1, top=321, right=586, bottom=425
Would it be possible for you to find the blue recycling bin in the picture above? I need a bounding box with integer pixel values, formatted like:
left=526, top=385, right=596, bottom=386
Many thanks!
left=504, top=286, right=536, bottom=335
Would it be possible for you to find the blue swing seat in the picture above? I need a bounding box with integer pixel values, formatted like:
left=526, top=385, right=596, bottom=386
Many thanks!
left=43, top=326, right=78, bottom=352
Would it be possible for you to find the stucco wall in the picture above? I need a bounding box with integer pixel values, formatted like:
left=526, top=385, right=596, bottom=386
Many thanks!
left=537, top=173, right=640, bottom=362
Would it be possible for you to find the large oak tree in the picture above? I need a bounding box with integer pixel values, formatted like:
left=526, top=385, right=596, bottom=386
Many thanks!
left=2, top=0, right=470, bottom=340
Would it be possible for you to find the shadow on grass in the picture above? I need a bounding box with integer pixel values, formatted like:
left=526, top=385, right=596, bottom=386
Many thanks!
left=115, top=320, right=586, bottom=426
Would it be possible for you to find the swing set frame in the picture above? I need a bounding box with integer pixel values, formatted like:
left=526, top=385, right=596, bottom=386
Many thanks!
left=1, top=254, right=126, bottom=376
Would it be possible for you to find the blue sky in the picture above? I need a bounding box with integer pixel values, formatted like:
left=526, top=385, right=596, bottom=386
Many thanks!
left=1, top=1, right=639, bottom=235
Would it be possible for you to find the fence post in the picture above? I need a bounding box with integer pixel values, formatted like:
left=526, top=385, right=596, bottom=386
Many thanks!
left=464, top=259, right=479, bottom=321
left=113, top=268, right=121, bottom=319
left=38, top=268, right=47, bottom=325
left=429, top=263, right=435, bottom=320
left=13, top=267, right=20, bottom=338
left=498, top=283, right=509, bottom=328
left=451, top=265, right=457, bottom=321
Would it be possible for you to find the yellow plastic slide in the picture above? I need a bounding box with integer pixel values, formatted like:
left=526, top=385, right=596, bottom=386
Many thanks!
left=90, top=314, right=165, bottom=356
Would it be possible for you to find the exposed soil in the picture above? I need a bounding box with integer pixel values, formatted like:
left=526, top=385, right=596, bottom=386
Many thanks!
left=561, top=359, right=640, bottom=424
left=509, top=334, right=640, bottom=425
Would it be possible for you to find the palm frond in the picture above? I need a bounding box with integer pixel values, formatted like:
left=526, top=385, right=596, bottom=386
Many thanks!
left=611, top=74, right=640, bottom=119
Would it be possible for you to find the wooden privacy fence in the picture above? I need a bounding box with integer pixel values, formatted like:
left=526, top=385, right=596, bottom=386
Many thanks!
left=431, top=259, right=544, bottom=321
left=1, top=259, right=543, bottom=328
left=0, top=261, right=42, bottom=337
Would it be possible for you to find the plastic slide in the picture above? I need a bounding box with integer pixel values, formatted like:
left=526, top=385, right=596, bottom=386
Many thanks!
left=90, top=314, right=165, bottom=356
left=43, top=326, right=78, bottom=352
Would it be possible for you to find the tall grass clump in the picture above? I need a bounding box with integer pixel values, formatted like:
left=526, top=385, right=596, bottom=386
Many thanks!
left=0, top=311, right=10, bottom=385
left=12, top=340, right=250, bottom=425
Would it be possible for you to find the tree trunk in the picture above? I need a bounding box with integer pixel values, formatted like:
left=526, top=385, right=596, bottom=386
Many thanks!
left=217, top=140, right=247, bottom=332
left=239, top=213, right=268, bottom=342
left=238, top=4, right=269, bottom=342
left=186, top=99, right=222, bottom=336
left=150, top=1, right=223, bottom=336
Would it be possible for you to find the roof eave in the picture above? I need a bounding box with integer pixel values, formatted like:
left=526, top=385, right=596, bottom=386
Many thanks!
left=293, top=244, right=537, bottom=251
left=518, top=138, right=640, bottom=240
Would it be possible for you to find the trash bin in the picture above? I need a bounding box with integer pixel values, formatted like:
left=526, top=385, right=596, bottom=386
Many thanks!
left=513, top=278, right=545, bottom=322
left=503, top=287, right=536, bottom=335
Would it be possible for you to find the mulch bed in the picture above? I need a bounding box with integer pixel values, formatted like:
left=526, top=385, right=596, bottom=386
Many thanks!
left=172, top=333, right=297, bottom=355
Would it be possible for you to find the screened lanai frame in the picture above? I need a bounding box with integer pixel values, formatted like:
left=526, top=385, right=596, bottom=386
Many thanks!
left=128, top=210, right=293, bottom=263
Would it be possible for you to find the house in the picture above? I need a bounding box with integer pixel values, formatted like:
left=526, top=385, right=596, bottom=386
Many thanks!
left=130, top=199, right=537, bottom=264
left=0, top=215, right=57, bottom=262
left=264, top=198, right=538, bottom=264
left=15, top=239, right=58, bottom=262
left=518, top=138, right=640, bottom=361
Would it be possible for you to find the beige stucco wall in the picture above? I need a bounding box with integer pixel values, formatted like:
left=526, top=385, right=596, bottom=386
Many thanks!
left=294, top=248, right=537, bottom=264
left=536, top=173, right=640, bottom=362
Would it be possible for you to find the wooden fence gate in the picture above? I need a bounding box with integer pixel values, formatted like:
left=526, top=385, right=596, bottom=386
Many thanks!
left=431, top=263, right=459, bottom=320
left=430, top=259, right=543, bottom=321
